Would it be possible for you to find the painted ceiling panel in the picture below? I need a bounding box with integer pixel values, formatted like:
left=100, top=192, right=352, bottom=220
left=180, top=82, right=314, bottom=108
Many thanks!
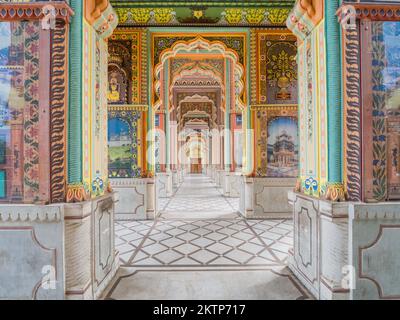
left=111, top=1, right=295, bottom=8
left=110, top=0, right=295, bottom=26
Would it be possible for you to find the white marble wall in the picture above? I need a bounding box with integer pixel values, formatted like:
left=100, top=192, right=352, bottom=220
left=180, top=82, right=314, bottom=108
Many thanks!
left=288, top=192, right=350, bottom=299
left=287, top=193, right=400, bottom=300
left=349, top=202, right=400, bottom=300
left=0, top=193, right=119, bottom=300
left=0, top=205, right=65, bottom=300
left=240, top=177, right=296, bottom=219
left=63, top=193, right=119, bottom=300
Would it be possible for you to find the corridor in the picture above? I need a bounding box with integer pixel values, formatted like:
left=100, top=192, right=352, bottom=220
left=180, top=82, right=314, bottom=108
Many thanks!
left=159, top=175, right=240, bottom=219
left=103, top=175, right=311, bottom=300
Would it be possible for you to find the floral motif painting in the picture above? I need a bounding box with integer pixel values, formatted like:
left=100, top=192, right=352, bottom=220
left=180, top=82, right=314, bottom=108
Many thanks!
left=0, top=21, right=40, bottom=202
left=257, top=32, right=297, bottom=105
left=365, top=21, right=400, bottom=201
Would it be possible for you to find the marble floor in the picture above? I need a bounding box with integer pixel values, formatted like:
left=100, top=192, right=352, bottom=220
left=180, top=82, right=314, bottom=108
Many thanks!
left=104, top=175, right=311, bottom=300
left=158, top=175, right=240, bottom=219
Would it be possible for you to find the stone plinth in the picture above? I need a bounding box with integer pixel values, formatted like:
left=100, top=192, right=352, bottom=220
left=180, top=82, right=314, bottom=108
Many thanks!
left=156, top=172, right=173, bottom=198
left=287, top=192, right=349, bottom=299
left=0, top=193, right=119, bottom=300
left=222, top=172, right=241, bottom=197
left=64, top=193, right=119, bottom=300
left=240, top=177, right=296, bottom=219
left=288, top=192, right=400, bottom=300
left=349, top=202, right=400, bottom=300
left=110, top=178, right=156, bottom=220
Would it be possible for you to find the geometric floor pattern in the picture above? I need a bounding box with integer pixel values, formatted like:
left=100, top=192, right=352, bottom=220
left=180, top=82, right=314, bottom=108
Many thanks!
left=105, top=175, right=312, bottom=300
left=116, top=218, right=293, bottom=266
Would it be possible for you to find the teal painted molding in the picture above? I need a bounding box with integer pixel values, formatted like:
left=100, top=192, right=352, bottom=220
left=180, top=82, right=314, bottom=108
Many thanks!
left=68, top=0, right=83, bottom=184
left=147, top=29, right=154, bottom=172
left=225, top=59, right=231, bottom=170
left=111, top=1, right=295, bottom=9
left=325, top=0, right=342, bottom=184
left=164, top=62, right=170, bottom=167
left=148, top=27, right=250, bottom=33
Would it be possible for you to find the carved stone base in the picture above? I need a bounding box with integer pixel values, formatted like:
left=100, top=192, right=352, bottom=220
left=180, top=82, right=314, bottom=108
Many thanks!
left=156, top=172, right=173, bottom=198
left=0, top=193, right=119, bottom=300
left=289, top=193, right=400, bottom=300
left=222, top=172, right=241, bottom=197
left=215, top=169, right=225, bottom=187
left=171, top=170, right=179, bottom=190
left=348, top=202, right=400, bottom=300
left=239, top=176, right=296, bottom=219
left=178, top=169, right=184, bottom=184
left=110, top=178, right=156, bottom=220
left=64, top=193, right=118, bottom=300
left=288, top=192, right=350, bottom=300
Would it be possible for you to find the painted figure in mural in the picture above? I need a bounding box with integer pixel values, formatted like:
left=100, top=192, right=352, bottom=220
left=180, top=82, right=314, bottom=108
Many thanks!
left=107, top=74, right=120, bottom=102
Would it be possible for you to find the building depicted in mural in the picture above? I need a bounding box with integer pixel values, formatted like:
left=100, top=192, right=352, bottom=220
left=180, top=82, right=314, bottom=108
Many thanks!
left=0, top=0, right=400, bottom=301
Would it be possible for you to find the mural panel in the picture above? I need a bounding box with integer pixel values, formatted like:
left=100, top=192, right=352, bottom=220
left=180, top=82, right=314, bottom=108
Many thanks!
left=254, top=106, right=298, bottom=178
left=0, top=21, right=42, bottom=202
left=109, top=29, right=146, bottom=105
left=362, top=21, right=400, bottom=201
left=108, top=106, right=141, bottom=178
left=257, top=31, right=298, bottom=105
left=267, top=117, right=298, bottom=177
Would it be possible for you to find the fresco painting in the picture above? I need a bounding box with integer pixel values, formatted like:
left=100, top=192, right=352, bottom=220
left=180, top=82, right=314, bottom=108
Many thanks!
left=266, top=116, right=298, bottom=177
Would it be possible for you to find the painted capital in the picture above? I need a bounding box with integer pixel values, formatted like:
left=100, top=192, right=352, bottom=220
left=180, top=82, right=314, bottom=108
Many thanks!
left=66, top=184, right=90, bottom=203
left=85, top=0, right=118, bottom=38
left=85, top=0, right=109, bottom=24
left=286, top=0, right=324, bottom=39
left=325, top=183, right=346, bottom=202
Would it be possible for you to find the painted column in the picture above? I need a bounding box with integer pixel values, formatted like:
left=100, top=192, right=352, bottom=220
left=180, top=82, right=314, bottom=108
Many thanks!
left=164, top=63, right=170, bottom=171
left=224, top=59, right=231, bottom=171
left=325, top=0, right=345, bottom=201
left=67, top=0, right=83, bottom=195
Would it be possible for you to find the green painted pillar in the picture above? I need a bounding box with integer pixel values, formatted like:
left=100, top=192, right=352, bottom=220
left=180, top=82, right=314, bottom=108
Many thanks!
left=325, top=0, right=345, bottom=201
left=147, top=30, right=154, bottom=174
left=224, top=60, right=231, bottom=171
left=164, top=64, right=170, bottom=170
left=68, top=0, right=83, bottom=185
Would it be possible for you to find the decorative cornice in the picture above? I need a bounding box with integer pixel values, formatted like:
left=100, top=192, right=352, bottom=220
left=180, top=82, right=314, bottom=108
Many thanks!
left=110, top=178, right=149, bottom=187
left=108, top=104, right=149, bottom=112
left=0, top=2, right=74, bottom=23
left=351, top=204, right=400, bottom=221
left=113, top=7, right=292, bottom=27
left=250, top=104, right=298, bottom=111
left=338, top=3, right=400, bottom=22
left=0, top=206, right=62, bottom=222
left=111, top=1, right=295, bottom=9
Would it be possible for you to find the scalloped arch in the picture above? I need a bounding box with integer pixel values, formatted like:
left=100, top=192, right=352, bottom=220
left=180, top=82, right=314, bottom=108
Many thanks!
left=153, top=36, right=245, bottom=111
